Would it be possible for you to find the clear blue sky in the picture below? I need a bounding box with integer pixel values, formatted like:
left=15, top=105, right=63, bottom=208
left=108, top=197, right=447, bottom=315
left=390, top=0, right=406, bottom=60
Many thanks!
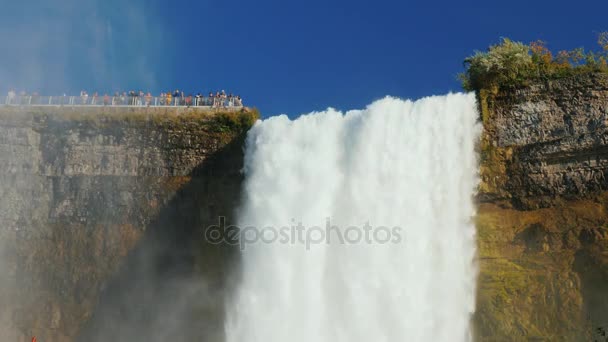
left=1, top=0, right=607, bottom=118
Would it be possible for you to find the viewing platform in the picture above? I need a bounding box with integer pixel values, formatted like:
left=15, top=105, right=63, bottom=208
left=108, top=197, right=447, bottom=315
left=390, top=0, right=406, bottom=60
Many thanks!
left=0, top=93, right=258, bottom=134
left=2, top=94, right=244, bottom=110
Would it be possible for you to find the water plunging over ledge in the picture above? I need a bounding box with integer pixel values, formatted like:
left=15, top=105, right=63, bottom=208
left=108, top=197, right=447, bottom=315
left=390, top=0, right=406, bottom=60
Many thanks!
left=227, top=94, right=480, bottom=342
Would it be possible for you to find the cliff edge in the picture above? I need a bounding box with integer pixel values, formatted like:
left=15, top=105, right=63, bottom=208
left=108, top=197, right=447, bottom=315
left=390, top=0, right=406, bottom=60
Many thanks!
left=476, top=73, right=608, bottom=340
left=0, top=107, right=257, bottom=342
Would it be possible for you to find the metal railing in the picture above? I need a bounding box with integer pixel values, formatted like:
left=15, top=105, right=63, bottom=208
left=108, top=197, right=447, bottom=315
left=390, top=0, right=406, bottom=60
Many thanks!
left=2, top=95, right=244, bottom=108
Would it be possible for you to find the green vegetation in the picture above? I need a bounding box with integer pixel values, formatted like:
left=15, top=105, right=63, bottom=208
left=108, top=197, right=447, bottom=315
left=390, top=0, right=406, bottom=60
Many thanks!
left=460, top=32, right=608, bottom=92
left=208, top=108, right=260, bottom=133
left=475, top=199, right=608, bottom=341
left=0, top=106, right=260, bottom=135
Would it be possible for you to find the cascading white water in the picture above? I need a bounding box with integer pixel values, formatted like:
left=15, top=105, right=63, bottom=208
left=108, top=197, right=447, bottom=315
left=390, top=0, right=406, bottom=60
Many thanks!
left=226, top=94, right=480, bottom=342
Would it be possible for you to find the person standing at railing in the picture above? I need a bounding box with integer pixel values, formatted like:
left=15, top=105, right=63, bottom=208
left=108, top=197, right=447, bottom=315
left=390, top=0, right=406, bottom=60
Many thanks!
left=145, top=92, right=152, bottom=106
left=80, top=90, right=88, bottom=105
left=166, top=92, right=172, bottom=107
left=92, top=92, right=98, bottom=105
left=213, top=91, right=219, bottom=107
left=195, top=93, right=202, bottom=106
left=173, top=90, right=180, bottom=106
left=185, top=94, right=192, bottom=107
left=31, top=91, right=40, bottom=105
left=7, top=89, right=16, bottom=105
left=103, top=94, right=110, bottom=106
left=127, top=91, right=134, bottom=105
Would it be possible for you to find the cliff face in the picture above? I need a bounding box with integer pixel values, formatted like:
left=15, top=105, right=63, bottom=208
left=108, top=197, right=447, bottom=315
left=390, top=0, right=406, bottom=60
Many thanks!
left=476, top=73, right=608, bottom=340
left=3, top=78, right=607, bottom=341
left=0, top=107, right=252, bottom=342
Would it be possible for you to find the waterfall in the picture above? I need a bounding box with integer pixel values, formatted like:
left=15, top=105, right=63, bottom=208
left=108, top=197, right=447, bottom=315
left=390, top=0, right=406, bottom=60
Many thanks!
left=225, top=94, right=480, bottom=342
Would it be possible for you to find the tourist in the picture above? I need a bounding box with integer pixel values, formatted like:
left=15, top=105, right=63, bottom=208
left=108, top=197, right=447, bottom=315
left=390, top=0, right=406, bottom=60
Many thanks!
left=214, top=91, right=220, bottom=107
left=173, top=90, right=181, bottom=106
left=80, top=90, right=88, bottom=105
left=145, top=92, right=152, bottom=106
left=166, top=91, right=172, bottom=106
left=7, top=89, right=16, bottom=104
left=19, top=91, right=27, bottom=105
left=128, top=91, right=135, bottom=105
left=31, top=91, right=40, bottom=105
left=185, top=94, right=192, bottom=107
left=103, top=94, right=110, bottom=106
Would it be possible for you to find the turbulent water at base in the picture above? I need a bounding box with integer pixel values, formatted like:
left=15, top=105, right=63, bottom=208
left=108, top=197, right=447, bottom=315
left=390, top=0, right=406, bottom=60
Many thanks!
left=226, top=94, right=480, bottom=342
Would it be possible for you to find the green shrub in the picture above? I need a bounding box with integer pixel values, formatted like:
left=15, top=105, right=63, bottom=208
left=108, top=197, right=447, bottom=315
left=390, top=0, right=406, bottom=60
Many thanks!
left=460, top=33, right=608, bottom=92
left=460, top=38, right=533, bottom=91
left=208, top=108, right=260, bottom=133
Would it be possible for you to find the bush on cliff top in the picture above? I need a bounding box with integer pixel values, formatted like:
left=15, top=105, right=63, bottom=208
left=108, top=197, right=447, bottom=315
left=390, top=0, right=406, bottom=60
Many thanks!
left=0, top=106, right=260, bottom=136
left=460, top=32, right=608, bottom=92
left=208, top=108, right=259, bottom=133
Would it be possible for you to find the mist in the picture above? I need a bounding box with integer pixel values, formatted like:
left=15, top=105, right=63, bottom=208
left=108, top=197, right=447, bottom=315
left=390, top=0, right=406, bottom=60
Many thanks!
left=0, top=0, right=164, bottom=96
left=0, top=2, right=226, bottom=341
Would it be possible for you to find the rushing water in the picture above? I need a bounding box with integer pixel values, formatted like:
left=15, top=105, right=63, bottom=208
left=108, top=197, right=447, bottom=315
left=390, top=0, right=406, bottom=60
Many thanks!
left=226, top=94, right=480, bottom=342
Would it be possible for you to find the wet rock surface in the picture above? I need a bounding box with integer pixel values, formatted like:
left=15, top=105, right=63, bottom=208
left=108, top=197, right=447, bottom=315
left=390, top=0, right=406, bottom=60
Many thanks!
left=483, top=73, right=608, bottom=208
left=476, top=73, right=608, bottom=341
left=0, top=108, right=245, bottom=342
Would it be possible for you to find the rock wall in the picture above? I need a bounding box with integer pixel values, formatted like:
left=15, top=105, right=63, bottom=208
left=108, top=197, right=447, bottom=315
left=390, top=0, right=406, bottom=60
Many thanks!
left=0, top=107, right=251, bottom=342
left=4, top=78, right=608, bottom=342
left=476, top=73, right=608, bottom=341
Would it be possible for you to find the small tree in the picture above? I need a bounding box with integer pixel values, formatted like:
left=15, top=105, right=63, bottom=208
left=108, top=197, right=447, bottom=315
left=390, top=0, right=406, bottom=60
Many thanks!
left=460, top=32, right=608, bottom=92
left=460, top=38, right=533, bottom=91
left=599, top=32, right=608, bottom=52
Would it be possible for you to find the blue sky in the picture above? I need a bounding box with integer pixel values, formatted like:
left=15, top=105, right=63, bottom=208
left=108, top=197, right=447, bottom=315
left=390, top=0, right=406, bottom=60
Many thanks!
left=1, top=0, right=607, bottom=117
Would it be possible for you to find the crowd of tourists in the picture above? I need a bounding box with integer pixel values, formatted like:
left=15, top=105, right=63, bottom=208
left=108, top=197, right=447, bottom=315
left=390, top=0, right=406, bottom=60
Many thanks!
left=4, top=89, right=244, bottom=108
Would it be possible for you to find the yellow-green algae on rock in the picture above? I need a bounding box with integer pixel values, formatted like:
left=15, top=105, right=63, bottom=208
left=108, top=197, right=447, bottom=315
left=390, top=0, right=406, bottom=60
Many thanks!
left=0, top=106, right=258, bottom=341
left=475, top=74, right=608, bottom=341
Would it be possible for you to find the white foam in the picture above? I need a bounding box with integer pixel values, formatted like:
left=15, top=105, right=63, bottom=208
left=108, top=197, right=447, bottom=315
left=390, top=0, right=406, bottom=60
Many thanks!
left=227, top=94, right=480, bottom=342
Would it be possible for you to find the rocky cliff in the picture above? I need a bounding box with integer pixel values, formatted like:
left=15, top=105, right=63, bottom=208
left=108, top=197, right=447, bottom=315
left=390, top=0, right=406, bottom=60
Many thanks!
left=0, top=107, right=256, bottom=342
left=476, top=73, right=608, bottom=340
left=2, top=76, right=607, bottom=342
